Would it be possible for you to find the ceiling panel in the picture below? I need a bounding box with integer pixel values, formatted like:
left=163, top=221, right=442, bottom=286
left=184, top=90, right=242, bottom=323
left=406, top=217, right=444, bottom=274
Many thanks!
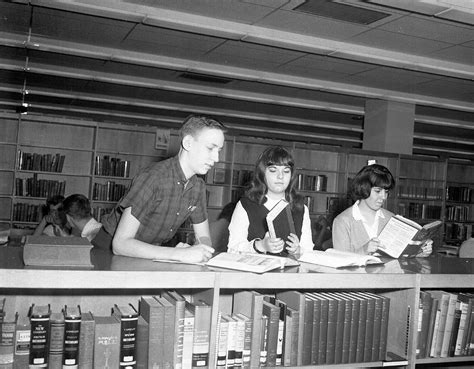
left=378, top=14, right=474, bottom=44
left=256, top=8, right=369, bottom=39
left=0, top=0, right=472, bottom=160
left=427, top=45, right=474, bottom=64
left=31, top=7, right=134, bottom=46
left=0, top=2, right=30, bottom=34
left=348, top=28, right=452, bottom=55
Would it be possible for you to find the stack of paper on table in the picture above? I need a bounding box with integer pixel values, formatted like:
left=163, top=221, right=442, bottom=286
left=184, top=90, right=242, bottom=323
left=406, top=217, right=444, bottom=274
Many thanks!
left=205, top=252, right=299, bottom=273
left=298, top=249, right=383, bottom=269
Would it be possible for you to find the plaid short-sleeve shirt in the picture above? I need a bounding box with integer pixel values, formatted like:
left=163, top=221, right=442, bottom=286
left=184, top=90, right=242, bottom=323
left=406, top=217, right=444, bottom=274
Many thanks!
left=102, top=155, right=207, bottom=245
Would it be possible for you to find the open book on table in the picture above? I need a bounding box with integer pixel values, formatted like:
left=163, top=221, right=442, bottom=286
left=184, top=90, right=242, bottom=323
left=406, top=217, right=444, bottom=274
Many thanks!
left=377, top=215, right=442, bottom=258
left=205, top=252, right=299, bottom=273
left=298, top=249, right=383, bottom=269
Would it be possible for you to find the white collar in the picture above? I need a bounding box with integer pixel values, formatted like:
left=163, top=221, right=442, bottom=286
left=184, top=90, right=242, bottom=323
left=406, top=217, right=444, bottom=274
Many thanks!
left=351, top=200, right=385, bottom=221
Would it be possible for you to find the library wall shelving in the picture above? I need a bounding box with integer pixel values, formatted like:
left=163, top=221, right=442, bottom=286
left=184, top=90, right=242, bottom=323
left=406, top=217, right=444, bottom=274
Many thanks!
left=1, top=112, right=474, bottom=244
left=444, top=161, right=474, bottom=243
left=0, top=113, right=174, bottom=230
left=1, top=247, right=474, bottom=368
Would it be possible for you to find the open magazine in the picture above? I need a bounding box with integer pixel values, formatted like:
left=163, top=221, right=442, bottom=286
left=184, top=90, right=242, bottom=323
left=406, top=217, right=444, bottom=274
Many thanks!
left=377, top=215, right=442, bottom=258
left=298, top=249, right=383, bottom=269
left=205, top=252, right=299, bottom=273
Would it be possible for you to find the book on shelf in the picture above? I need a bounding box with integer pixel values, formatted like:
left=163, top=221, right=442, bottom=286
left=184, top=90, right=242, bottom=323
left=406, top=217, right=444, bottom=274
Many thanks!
left=232, top=290, right=264, bottom=368
left=215, top=313, right=229, bottom=369
left=48, top=311, right=65, bottom=369
left=162, top=291, right=186, bottom=369
left=377, top=215, right=443, bottom=258
left=182, top=307, right=195, bottom=369
left=29, top=304, right=51, bottom=368
left=13, top=313, right=30, bottom=369
left=266, top=199, right=296, bottom=248
left=283, top=306, right=299, bottom=366
left=138, top=296, right=164, bottom=368
left=186, top=299, right=212, bottom=369
left=63, top=305, right=81, bottom=368
left=425, top=297, right=439, bottom=359
left=154, top=295, right=175, bottom=368
left=23, top=236, right=93, bottom=268
left=261, top=299, right=281, bottom=367
left=259, top=315, right=268, bottom=367
left=93, top=315, right=120, bottom=369
left=233, top=313, right=252, bottom=368
left=298, top=248, right=383, bottom=268
left=222, top=314, right=236, bottom=368
left=0, top=310, right=18, bottom=367
left=417, top=291, right=433, bottom=358
left=426, top=290, right=451, bottom=358
left=232, top=314, right=245, bottom=368
left=454, top=293, right=474, bottom=356
left=78, top=311, right=95, bottom=369
left=448, top=301, right=462, bottom=357
left=136, top=315, right=148, bottom=369
left=440, top=293, right=459, bottom=358
left=205, top=252, right=299, bottom=273
left=112, top=303, right=139, bottom=368
left=275, top=290, right=306, bottom=366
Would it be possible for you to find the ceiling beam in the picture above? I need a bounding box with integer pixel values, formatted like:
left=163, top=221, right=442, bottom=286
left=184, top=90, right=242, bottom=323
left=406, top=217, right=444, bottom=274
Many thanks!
left=1, top=32, right=473, bottom=114
left=31, top=0, right=473, bottom=80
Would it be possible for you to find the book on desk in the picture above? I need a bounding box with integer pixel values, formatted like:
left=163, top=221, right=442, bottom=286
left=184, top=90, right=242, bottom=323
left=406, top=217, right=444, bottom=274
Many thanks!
left=23, top=235, right=93, bottom=268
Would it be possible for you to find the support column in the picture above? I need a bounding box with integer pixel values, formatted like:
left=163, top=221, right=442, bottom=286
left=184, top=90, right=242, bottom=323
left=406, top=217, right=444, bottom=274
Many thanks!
left=363, top=99, right=415, bottom=155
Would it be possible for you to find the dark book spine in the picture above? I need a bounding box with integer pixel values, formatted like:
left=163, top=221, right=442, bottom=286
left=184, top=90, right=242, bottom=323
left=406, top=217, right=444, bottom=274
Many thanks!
left=63, top=315, right=81, bottom=366
left=29, top=313, right=50, bottom=367
left=118, top=315, right=138, bottom=367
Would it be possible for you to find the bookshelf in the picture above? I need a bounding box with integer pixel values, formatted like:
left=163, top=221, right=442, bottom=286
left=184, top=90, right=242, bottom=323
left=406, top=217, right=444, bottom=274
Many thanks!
left=444, top=161, right=474, bottom=244
left=1, top=111, right=473, bottom=244
left=1, top=247, right=474, bottom=368
left=0, top=114, right=171, bottom=230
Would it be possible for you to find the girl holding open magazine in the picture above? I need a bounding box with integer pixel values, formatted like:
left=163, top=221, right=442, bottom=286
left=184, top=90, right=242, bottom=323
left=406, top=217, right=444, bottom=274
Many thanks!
left=227, top=146, right=313, bottom=256
left=332, top=164, right=432, bottom=257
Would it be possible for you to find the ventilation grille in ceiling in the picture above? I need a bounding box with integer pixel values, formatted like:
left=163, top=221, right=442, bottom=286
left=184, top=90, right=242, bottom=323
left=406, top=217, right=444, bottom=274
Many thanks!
left=294, top=0, right=391, bottom=25
left=178, top=72, right=233, bottom=84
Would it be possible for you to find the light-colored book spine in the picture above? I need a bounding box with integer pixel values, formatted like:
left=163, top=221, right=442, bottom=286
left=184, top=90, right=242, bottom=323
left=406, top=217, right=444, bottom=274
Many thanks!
left=182, top=308, right=195, bottom=369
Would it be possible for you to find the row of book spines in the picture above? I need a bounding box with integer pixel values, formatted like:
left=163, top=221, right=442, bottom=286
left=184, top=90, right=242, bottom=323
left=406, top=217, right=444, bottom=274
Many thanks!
left=398, top=186, right=444, bottom=200
left=446, top=205, right=471, bottom=222
left=17, top=151, right=65, bottom=173
left=92, top=182, right=128, bottom=202
left=398, top=203, right=442, bottom=220
left=446, top=186, right=473, bottom=203
left=15, top=177, right=66, bottom=198
left=296, top=173, right=328, bottom=192
left=12, top=203, right=41, bottom=222
left=2, top=303, right=140, bottom=369
left=416, top=291, right=474, bottom=359
left=444, top=223, right=473, bottom=241
left=138, top=293, right=212, bottom=369
left=230, top=290, right=390, bottom=368
left=91, top=206, right=113, bottom=223
left=94, top=156, right=131, bottom=178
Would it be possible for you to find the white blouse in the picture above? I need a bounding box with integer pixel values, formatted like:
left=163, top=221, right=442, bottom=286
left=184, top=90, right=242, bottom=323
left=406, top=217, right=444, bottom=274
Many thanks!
left=227, top=197, right=314, bottom=254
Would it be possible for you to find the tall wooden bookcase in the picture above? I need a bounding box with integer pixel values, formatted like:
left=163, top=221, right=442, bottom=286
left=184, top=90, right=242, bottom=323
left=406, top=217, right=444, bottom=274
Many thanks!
left=1, top=112, right=473, bottom=244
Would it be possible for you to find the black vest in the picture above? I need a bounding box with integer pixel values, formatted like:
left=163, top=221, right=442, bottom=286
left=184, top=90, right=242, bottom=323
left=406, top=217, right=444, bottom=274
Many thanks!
left=241, top=197, right=304, bottom=256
